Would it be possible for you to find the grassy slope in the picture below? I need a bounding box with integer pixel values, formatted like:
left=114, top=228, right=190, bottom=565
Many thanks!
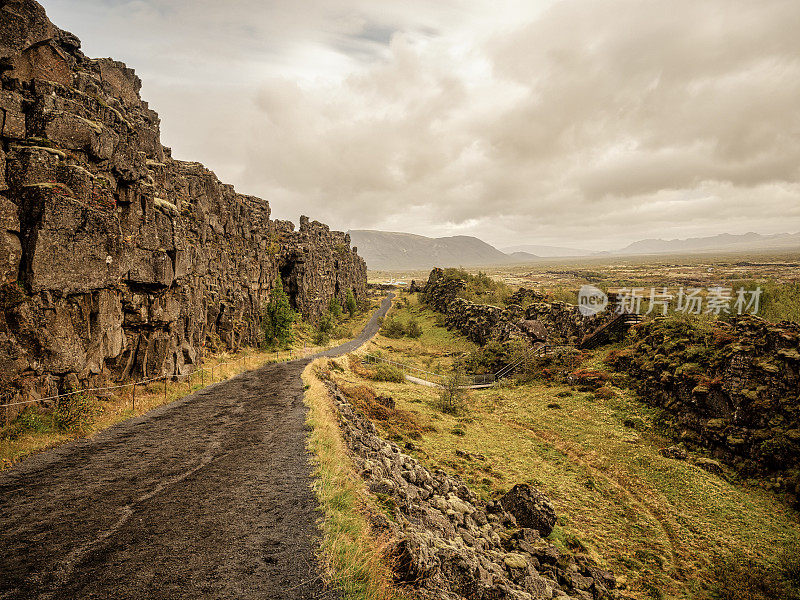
left=344, top=293, right=800, bottom=600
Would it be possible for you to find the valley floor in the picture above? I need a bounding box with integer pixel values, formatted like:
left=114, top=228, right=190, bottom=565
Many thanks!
left=332, top=293, right=800, bottom=600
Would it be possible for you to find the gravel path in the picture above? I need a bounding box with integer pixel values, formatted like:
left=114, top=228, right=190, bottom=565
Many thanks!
left=0, top=293, right=394, bottom=600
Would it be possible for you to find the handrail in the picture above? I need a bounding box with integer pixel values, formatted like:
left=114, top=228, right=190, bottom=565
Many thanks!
left=362, top=341, right=565, bottom=388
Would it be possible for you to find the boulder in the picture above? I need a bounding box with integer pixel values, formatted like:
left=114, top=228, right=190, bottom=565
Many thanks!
left=499, top=484, right=557, bottom=537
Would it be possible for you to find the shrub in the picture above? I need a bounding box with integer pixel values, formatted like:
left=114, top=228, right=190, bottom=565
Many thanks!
left=261, top=279, right=296, bottom=348
left=407, top=319, right=423, bottom=338
left=53, top=391, right=95, bottom=433
left=3, top=408, right=51, bottom=439
left=372, top=364, right=405, bottom=383
left=439, top=369, right=467, bottom=414
left=332, top=324, right=353, bottom=340
left=594, top=386, right=616, bottom=399
left=329, top=296, right=343, bottom=319
left=380, top=317, right=406, bottom=339
left=345, top=289, right=358, bottom=317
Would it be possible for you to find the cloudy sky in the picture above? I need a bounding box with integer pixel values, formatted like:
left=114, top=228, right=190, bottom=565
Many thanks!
left=42, top=0, right=800, bottom=250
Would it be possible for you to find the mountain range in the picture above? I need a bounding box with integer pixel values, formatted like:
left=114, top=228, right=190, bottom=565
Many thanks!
left=348, top=230, right=800, bottom=270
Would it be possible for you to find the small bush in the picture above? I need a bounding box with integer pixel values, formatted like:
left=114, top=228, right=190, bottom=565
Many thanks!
left=329, top=297, right=343, bottom=319
left=261, top=279, right=296, bottom=348
left=372, top=364, right=406, bottom=383
left=53, top=392, right=96, bottom=433
left=594, top=386, right=615, bottom=399
left=332, top=324, right=353, bottom=340
left=345, top=289, right=358, bottom=317
left=407, top=319, right=423, bottom=338
left=3, top=408, right=52, bottom=439
left=439, top=369, right=467, bottom=414
left=314, top=311, right=335, bottom=344
left=380, top=317, right=406, bottom=339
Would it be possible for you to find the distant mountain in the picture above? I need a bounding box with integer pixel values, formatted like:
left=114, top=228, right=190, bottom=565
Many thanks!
left=617, top=232, right=800, bottom=255
left=347, top=230, right=535, bottom=270
left=501, top=244, right=593, bottom=257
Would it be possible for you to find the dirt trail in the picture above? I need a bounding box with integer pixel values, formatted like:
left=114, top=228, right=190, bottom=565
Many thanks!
left=0, top=294, right=393, bottom=600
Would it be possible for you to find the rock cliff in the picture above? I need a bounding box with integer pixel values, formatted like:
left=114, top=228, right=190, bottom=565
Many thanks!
left=0, top=0, right=366, bottom=415
left=607, top=316, right=800, bottom=505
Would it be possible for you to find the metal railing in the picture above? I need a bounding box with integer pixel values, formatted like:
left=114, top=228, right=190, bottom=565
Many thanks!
left=361, top=341, right=568, bottom=389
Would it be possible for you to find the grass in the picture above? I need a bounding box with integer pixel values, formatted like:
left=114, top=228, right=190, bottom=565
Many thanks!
left=302, top=360, right=401, bottom=600
left=364, top=292, right=477, bottom=375
left=338, top=291, right=800, bottom=600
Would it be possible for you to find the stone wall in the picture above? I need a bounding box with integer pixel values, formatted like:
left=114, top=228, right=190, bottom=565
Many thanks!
left=607, top=316, right=800, bottom=504
left=328, top=378, right=618, bottom=600
left=0, top=0, right=366, bottom=414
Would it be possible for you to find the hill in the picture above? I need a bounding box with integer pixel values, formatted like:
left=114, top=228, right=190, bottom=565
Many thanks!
left=501, top=244, right=593, bottom=257
left=348, top=230, right=535, bottom=270
left=617, top=232, right=800, bottom=255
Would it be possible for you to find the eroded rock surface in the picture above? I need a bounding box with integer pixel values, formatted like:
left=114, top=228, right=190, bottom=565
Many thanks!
left=0, top=0, right=367, bottom=415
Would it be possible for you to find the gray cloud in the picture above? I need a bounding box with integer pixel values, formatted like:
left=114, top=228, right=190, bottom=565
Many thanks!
left=41, top=0, right=800, bottom=250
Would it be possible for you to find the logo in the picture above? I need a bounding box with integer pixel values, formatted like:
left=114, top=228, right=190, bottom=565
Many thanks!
left=578, top=285, right=608, bottom=316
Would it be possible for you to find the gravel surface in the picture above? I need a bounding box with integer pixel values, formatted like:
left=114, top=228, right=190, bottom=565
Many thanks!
left=0, top=293, right=393, bottom=600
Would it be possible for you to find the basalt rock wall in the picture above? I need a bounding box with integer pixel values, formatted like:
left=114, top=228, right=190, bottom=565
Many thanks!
left=422, top=268, right=613, bottom=346
left=0, top=0, right=366, bottom=415
left=607, top=316, right=800, bottom=503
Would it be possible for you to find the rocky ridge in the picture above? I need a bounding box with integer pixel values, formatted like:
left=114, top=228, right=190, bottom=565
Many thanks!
left=421, top=268, right=800, bottom=506
left=422, top=268, right=616, bottom=347
left=607, top=316, right=800, bottom=504
left=327, top=378, right=618, bottom=600
left=0, top=0, right=366, bottom=416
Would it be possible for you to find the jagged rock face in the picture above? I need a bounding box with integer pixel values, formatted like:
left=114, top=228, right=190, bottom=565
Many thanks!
left=0, top=0, right=366, bottom=413
left=422, top=268, right=614, bottom=346
left=328, top=380, right=618, bottom=600
left=608, top=316, right=800, bottom=505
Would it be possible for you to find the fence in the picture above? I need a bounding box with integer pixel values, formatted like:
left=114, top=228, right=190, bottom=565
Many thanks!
left=0, top=342, right=335, bottom=416
left=361, top=342, right=561, bottom=389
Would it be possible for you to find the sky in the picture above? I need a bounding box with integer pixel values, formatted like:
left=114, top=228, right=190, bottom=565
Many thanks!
left=42, top=0, right=800, bottom=251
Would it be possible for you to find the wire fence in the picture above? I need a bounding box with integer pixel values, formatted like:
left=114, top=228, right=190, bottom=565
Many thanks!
left=0, top=342, right=335, bottom=413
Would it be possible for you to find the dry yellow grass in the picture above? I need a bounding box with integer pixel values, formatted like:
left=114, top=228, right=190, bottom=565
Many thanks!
left=302, top=360, right=402, bottom=600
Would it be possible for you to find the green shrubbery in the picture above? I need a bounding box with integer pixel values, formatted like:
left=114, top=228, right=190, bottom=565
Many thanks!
left=438, top=268, right=512, bottom=306
left=371, top=364, right=406, bottom=383
left=379, top=316, right=423, bottom=339
left=261, top=279, right=296, bottom=348
left=345, top=289, right=357, bottom=317
left=53, top=392, right=96, bottom=433
left=439, top=368, right=467, bottom=414
left=313, top=290, right=363, bottom=345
